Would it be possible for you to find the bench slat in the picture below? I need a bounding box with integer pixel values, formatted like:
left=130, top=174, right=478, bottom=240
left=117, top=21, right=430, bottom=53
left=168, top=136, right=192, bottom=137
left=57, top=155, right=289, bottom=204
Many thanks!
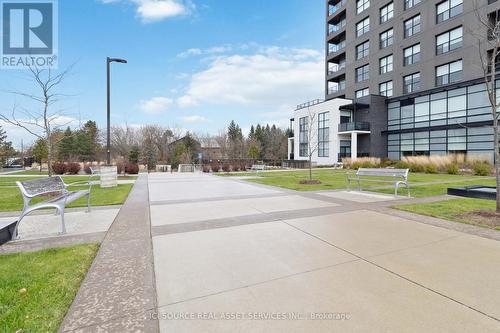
left=19, top=177, right=65, bottom=196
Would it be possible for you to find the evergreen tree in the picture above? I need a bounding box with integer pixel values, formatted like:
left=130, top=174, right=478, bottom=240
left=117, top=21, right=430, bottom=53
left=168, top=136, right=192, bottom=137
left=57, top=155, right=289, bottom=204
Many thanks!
left=57, top=127, right=75, bottom=161
left=32, top=138, right=48, bottom=169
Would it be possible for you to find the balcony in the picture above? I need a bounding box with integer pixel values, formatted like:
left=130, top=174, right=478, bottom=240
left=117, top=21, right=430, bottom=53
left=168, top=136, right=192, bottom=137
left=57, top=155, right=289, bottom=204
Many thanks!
left=328, top=40, right=346, bottom=55
left=328, top=60, right=346, bottom=75
left=328, top=19, right=346, bottom=36
left=328, top=0, right=347, bottom=18
left=328, top=81, right=345, bottom=94
left=338, top=122, right=371, bottom=132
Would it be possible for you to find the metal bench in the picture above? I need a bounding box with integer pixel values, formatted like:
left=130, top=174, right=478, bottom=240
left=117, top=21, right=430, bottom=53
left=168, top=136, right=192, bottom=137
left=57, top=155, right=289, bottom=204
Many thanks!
left=250, top=164, right=266, bottom=172
left=12, top=175, right=93, bottom=240
left=347, top=168, right=410, bottom=197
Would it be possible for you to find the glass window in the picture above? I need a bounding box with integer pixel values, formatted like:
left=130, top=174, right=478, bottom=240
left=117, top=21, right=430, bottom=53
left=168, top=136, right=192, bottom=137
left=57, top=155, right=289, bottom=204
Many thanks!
left=379, top=81, right=393, bottom=97
left=430, top=98, right=447, bottom=120
left=356, top=17, right=370, bottom=37
left=436, top=26, right=463, bottom=54
left=380, top=2, right=394, bottom=24
left=356, top=41, right=370, bottom=60
left=356, top=88, right=370, bottom=98
left=356, top=64, right=370, bottom=82
left=415, top=101, right=429, bottom=123
left=405, top=0, right=421, bottom=10
left=357, top=0, right=370, bottom=14
left=299, top=116, right=308, bottom=157
left=404, top=15, right=421, bottom=38
left=437, top=0, right=463, bottom=24
left=380, top=54, right=393, bottom=74
left=436, top=60, right=462, bottom=86
left=318, top=112, right=329, bottom=157
left=404, top=44, right=421, bottom=66
left=404, top=73, right=420, bottom=94
left=380, top=28, right=394, bottom=49
left=447, top=128, right=466, bottom=151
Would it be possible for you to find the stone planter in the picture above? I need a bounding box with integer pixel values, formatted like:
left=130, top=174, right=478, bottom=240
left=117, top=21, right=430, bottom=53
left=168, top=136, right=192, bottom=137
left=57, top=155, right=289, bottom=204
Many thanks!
left=100, top=166, right=118, bottom=188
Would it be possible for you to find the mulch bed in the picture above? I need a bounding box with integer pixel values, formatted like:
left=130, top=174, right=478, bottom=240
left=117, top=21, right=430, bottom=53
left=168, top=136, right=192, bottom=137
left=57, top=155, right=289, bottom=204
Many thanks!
left=455, top=210, right=500, bottom=229
left=299, top=180, right=322, bottom=185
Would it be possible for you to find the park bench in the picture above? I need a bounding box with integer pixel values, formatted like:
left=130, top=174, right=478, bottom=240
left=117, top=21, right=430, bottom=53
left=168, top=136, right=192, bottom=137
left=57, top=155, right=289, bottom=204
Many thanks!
left=250, top=164, right=266, bottom=172
left=346, top=168, right=410, bottom=197
left=11, top=175, right=93, bottom=240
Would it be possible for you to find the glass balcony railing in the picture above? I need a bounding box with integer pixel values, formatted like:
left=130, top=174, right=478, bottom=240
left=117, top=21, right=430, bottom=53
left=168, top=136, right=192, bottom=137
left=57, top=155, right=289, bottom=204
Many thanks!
left=328, top=60, right=346, bottom=74
left=328, top=40, right=346, bottom=54
left=328, top=81, right=345, bottom=94
left=328, top=0, right=347, bottom=16
left=338, top=122, right=371, bottom=132
left=328, top=19, right=346, bottom=35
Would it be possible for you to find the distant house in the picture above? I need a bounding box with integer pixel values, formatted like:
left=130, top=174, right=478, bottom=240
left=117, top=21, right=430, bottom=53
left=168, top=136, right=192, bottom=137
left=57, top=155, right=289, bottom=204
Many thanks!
left=198, top=137, right=223, bottom=161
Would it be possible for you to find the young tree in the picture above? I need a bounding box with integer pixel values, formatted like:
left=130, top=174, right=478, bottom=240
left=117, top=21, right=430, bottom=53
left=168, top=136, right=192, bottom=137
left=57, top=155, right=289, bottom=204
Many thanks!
left=57, top=127, right=76, bottom=161
left=227, top=120, right=245, bottom=159
left=0, top=66, right=75, bottom=176
left=304, top=107, right=319, bottom=181
left=475, top=4, right=500, bottom=212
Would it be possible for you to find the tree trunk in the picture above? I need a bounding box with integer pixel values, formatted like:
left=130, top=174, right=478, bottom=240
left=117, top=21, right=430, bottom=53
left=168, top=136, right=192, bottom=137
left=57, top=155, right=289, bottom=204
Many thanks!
left=309, top=156, right=312, bottom=180
left=495, top=117, right=500, bottom=212
left=47, top=136, right=53, bottom=177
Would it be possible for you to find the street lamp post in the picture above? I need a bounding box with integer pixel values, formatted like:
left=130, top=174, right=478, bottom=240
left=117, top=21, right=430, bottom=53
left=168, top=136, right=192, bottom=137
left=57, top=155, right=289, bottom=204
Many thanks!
left=106, top=57, right=128, bottom=165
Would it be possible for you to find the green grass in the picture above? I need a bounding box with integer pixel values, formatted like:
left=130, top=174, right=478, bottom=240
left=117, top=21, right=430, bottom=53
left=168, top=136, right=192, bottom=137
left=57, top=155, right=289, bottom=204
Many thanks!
left=0, top=176, right=133, bottom=212
left=370, top=179, right=496, bottom=198
left=394, top=198, right=498, bottom=230
left=219, top=169, right=494, bottom=195
left=0, top=243, right=99, bottom=333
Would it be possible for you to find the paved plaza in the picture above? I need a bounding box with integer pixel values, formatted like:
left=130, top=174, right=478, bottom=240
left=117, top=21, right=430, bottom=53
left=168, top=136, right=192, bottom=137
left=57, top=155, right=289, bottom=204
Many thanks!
left=148, top=173, right=500, bottom=332
left=8, top=172, right=496, bottom=332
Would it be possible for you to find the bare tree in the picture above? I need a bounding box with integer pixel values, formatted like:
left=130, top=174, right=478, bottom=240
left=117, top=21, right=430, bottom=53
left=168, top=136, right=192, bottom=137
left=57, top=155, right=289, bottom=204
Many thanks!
left=474, top=3, right=500, bottom=212
left=0, top=66, right=75, bottom=176
left=110, top=124, right=139, bottom=158
left=305, top=107, right=319, bottom=181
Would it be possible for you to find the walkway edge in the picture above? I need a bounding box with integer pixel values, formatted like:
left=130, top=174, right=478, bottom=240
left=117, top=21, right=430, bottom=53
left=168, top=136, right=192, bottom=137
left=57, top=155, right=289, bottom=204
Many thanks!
left=59, top=174, right=159, bottom=332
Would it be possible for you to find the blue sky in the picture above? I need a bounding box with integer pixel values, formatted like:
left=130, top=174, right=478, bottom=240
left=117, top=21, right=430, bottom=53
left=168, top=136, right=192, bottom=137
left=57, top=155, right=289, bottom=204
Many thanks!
left=0, top=0, right=326, bottom=148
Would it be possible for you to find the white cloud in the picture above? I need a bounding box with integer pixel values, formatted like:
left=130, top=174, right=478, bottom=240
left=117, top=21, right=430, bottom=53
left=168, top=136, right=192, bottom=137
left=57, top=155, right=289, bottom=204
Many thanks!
left=176, top=47, right=324, bottom=111
left=177, top=45, right=233, bottom=58
left=179, top=115, right=206, bottom=123
left=101, top=0, right=194, bottom=22
left=139, top=96, right=173, bottom=114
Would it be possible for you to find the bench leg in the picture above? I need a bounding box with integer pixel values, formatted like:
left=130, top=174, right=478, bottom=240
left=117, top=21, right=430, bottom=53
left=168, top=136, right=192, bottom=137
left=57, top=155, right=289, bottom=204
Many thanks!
left=58, top=207, right=67, bottom=234
left=86, top=193, right=91, bottom=213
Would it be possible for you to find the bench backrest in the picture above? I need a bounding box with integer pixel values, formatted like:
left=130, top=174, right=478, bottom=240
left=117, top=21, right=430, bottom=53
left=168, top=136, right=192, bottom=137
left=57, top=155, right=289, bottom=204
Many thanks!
left=356, top=168, right=409, bottom=179
left=17, top=176, right=65, bottom=198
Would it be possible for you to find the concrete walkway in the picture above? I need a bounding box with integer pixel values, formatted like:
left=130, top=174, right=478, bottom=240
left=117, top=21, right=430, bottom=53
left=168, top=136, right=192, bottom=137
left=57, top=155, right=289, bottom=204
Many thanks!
left=149, top=173, right=500, bottom=332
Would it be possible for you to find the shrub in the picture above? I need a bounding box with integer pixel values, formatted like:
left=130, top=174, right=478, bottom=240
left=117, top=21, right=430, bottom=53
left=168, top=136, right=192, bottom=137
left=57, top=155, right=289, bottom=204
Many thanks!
left=424, top=164, right=438, bottom=174
left=210, top=161, right=220, bottom=173
left=473, top=162, right=491, bottom=176
left=394, top=160, right=410, bottom=169
left=202, top=165, right=211, bottom=173
left=66, top=162, right=81, bottom=175
left=125, top=163, right=139, bottom=174
left=52, top=162, right=67, bottom=175
left=232, top=164, right=240, bottom=172
left=116, top=160, right=124, bottom=174
left=409, top=163, right=425, bottom=173
left=222, top=163, right=231, bottom=173
left=446, top=163, right=459, bottom=175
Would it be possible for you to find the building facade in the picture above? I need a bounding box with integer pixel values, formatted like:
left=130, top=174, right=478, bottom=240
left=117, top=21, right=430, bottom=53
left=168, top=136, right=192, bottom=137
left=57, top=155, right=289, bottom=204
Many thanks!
left=288, top=0, right=500, bottom=163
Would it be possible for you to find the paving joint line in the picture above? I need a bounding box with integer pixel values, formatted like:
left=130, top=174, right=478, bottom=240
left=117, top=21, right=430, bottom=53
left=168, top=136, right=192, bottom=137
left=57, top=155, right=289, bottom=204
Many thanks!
left=283, top=221, right=500, bottom=323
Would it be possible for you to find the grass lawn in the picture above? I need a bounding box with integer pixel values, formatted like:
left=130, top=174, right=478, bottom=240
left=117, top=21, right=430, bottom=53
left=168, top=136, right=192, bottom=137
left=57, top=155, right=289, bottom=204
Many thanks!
left=394, top=198, right=500, bottom=230
left=219, top=169, right=495, bottom=195
left=0, top=176, right=133, bottom=211
left=0, top=243, right=99, bottom=332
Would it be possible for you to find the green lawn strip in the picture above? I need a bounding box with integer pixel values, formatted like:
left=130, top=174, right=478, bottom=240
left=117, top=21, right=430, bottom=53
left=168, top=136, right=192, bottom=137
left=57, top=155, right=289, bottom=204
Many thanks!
left=0, top=243, right=99, bottom=333
left=370, top=179, right=496, bottom=198
left=220, top=169, right=492, bottom=192
left=393, top=198, right=497, bottom=229
left=0, top=183, right=133, bottom=212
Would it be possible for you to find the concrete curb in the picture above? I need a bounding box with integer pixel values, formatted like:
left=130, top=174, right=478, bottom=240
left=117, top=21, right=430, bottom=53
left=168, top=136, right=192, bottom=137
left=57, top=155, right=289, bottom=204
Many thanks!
left=59, top=174, right=158, bottom=332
